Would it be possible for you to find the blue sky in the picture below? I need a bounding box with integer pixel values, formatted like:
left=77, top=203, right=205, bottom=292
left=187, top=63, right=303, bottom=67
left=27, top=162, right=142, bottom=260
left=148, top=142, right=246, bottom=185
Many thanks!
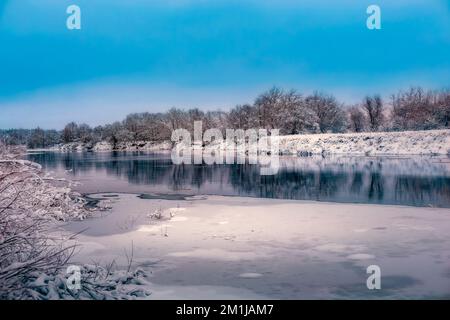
left=0, top=0, right=449, bottom=129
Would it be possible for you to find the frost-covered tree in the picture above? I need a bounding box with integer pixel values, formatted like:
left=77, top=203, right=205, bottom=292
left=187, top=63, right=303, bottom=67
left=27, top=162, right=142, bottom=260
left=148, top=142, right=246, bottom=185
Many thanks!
left=141, top=112, right=172, bottom=141
left=254, top=87, right=285, bottom=130
left=102, top=122, right=131, bottom=148
left=278, top=90, right=316, bottom=134
left=227, top=104, right=258, bottom=130
left=27, top=127, right=46, bottom=149
left=362, top=95, right=385, bottom=131
left=390, top=87, right=450, bottom=131
left=165, top=107, right=188, bottom=131
left=62, top=122, right=79, bottom=143
left=77, top=123, right=93, bottom=144
left=305, top=92, right=347, bottom=133
left=253, top=87, right=316, bottom=134
left=203, top=110, right=228, bottom=133
left=434, top=89, right=450, bottom=128
left=348, top=106, right=367, bottom=132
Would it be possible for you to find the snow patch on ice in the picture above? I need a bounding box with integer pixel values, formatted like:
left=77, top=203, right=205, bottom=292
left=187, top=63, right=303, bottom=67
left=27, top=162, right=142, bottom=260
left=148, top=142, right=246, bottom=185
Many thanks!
left=138, top=224, right=172, bottom=233
left=346, top=253, right=376, bottom=260
left=171, top=216, right=188, bottom=222
left=167, top=248, right=270, bottom=261
left=314, top=243, right=367, bottom=254
left=239, top=273, right=263, bottom=279
left=353, top=228, right=369, bottom=233
left=148, top=283, right=268, bottom=300
left=394, top=224, right=435, bottom=231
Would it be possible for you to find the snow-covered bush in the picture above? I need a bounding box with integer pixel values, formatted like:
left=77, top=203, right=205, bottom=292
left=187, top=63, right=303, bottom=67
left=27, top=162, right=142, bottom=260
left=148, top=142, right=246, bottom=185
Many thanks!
left=0, top=144, right=74, bottom=298
left=6, top=265, right=151, bottom=300
left=147, top=206, right=184, bottom=221
left=0, top=144, right=149, bottom=299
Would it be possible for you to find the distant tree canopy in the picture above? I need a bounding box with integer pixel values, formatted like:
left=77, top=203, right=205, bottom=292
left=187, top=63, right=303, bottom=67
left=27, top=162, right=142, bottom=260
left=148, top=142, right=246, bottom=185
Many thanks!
left=1, top=86, right=449, bottom=148
left=391, top=87, right=450, bottom=131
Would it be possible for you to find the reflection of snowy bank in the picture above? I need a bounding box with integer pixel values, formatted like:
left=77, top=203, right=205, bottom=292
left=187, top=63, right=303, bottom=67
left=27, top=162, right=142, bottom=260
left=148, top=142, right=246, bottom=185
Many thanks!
left=66, top=193, right=450, bottom=299
left=278, top=155, right=450, bottom=177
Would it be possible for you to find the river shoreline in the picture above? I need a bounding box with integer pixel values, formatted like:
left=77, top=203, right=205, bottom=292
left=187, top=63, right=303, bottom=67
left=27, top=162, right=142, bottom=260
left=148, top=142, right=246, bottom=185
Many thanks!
left=26, top=151, right=450, bottom=208
left=41, top=129, right=450, bottom=156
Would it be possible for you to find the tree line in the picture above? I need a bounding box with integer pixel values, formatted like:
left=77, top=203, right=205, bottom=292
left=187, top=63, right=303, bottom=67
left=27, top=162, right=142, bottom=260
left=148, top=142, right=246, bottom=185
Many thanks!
left=1, top=86, right=449, bottom=149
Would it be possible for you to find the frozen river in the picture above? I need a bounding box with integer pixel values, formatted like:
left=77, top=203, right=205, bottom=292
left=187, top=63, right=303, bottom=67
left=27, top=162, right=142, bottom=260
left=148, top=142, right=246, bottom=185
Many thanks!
left=28, top=151, right=450, bottom=207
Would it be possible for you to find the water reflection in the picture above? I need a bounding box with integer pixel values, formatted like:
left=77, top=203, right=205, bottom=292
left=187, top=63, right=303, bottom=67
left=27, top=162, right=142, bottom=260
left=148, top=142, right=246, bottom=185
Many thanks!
left=27, top=151, right=450, bottom=207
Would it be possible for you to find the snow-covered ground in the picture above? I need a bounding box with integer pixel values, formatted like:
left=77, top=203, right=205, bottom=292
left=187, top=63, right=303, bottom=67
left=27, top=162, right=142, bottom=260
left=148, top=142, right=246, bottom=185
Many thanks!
left=264, top=129, right=450, bottom=155
left=64, top=193, right=450, bottom=299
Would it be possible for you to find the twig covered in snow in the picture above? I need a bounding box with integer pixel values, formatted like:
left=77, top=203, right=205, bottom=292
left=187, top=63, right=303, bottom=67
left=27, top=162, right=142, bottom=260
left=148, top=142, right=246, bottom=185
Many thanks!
left=7, top=265, right=151, bottom=300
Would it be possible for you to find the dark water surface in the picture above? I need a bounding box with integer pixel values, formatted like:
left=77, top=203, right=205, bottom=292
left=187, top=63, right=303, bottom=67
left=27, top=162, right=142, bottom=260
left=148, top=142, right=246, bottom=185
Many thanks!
left=27, top=151, right=450, bottom=207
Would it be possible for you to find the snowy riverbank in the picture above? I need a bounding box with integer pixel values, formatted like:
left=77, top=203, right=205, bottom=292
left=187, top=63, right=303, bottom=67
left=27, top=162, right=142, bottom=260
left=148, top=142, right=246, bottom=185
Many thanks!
left=52, top=141, right=172, bottom=152
left=49, top=129, right=450, bottom=156
left=264, top=129, right=450, bottom=156
left=65, top=193, right=450, bottom=299
left=0, top=145, right=153, bottom=299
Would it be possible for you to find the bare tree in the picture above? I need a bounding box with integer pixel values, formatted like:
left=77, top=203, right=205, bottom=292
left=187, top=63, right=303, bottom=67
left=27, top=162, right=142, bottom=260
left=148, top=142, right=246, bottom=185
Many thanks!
left=203, top=110, right=228, bottom=133
left=391, top=87, right=449, bottom=130
left=77, top=124, right=93, bottom=144
left=277, top=89, right=315, bottom=134
left=348, top=106, right=367, bottom=132
left=27, top=127, right=46, bottom=149
left=254, top=87, right=284, bottom=130
left=435, top=89, right=450, bottom=128
left=102, top=122, right=131, bottom=148
left=227, top=104, right=258, bottom=130
left=362, top=95, right=385, bottom=131
left=141, top=113, right=172, bottom=141
left=123, top=114, right=143, bottom=143
left=253, top=87, right=317, bottom=134
left=62, top=122, right=78, bottom=143
left=305, top=92, right=347, bottom=133
left=165, top=107, right=188, bottom=131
